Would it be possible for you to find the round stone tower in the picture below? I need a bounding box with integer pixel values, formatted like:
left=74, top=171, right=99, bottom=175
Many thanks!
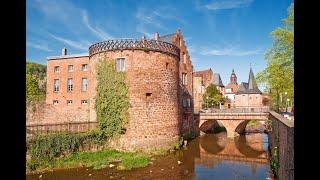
left=88, top=38, right=181, bottom=151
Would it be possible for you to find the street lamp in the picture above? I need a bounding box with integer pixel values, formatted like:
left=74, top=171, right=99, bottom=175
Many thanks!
left=206, top=96, right=208, bottom=109
left=286, top=98, right=290, bottom=112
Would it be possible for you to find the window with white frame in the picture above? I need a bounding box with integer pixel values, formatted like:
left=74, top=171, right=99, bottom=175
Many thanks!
left=182, top=73, right=187, bottom=85
left=54, top=79, right=59, bottom=92
left=116, top=58, right=125, bottom=72
left=81, top=100, right=88, bottom=105
left=67, top=100, right=73, bottom=105
left=67, top=78, right=73, bottom=91
left=82, top=64, right=88, bottom=71
left=54, top=66, right=60, bottom=73
left=82, top=78, right=88, bottom=91
left=68, top=65, right=74, bottom=72
left=53, top=100, right=59, bottom=105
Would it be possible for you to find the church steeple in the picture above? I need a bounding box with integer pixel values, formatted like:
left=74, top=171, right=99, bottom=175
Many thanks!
left=248, top=67, right=258, bottom=90
left=230, top=69, right=237, bottom=84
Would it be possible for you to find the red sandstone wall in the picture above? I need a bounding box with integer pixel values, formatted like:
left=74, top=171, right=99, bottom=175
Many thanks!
left=89, top=50, right=181, bottom=150
left=46, top=56, right=91, bottom=109
left=170, top=30, right=195, bottom=136
left=26, top=103, right=90, bottom=125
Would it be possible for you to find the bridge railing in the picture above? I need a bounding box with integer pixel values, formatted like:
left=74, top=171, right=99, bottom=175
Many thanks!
left=200, top=106, right=270, bottom=113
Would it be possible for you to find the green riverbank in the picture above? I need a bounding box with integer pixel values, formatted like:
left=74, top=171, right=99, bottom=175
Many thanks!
left=27, top=149, right=152, bottom=173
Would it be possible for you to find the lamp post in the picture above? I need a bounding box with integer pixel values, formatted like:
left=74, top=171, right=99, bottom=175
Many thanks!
left=206, top=96, right=208, bottom=109
left=286, top=98, right=290, bottom=112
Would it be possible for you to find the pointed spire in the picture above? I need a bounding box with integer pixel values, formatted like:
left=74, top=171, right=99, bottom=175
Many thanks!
left=248, top=67, right=257, bottom=90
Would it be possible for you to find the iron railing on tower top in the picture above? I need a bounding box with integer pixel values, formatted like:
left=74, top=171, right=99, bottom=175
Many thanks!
left=89, top=39, right=180, bottom=57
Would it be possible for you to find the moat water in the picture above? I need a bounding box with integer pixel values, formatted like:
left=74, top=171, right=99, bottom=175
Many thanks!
left=27, top=132, right=272, bottom=180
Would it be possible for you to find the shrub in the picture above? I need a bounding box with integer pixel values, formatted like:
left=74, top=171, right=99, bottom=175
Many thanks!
left=95, top=60, right=129, bottom=138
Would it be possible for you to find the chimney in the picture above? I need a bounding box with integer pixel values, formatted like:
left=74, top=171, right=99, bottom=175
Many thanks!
left=176, top=28, right=181, bottom=35
left=154, top=32, right=160, bottom=40
left=61, top=47, right=67, bottom=56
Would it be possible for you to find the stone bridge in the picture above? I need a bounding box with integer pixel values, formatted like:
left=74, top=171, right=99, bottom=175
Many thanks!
left=199, top=107, right=270, bottom=137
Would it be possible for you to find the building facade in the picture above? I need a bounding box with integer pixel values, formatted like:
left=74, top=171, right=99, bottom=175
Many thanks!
left=193, top=69, right=213, bottom=113
left=45, top=29, right=194, bottom=150
left=234, top=68, right=263, bottom=108
left=224, top=69, right=240, bottom=108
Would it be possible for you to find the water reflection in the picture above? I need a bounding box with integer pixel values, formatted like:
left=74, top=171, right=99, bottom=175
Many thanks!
left=27, top=133, right=272, bottom=180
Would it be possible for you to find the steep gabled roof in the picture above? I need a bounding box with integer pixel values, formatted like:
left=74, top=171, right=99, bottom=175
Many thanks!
left=212, top=73, right=224, bottom=87
left=236, top=68, right=262, bottom=94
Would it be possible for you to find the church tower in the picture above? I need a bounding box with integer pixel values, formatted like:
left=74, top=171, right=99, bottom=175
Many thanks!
left=230, top=69, right=237, bottom=84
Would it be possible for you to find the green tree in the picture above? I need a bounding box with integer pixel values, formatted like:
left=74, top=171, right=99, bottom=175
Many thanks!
left=26, top=61, right=47, bottom=93
left=202, top=84, right=225, bottom=108
left=26, top=61, right=47, bottom=102
left=256, top=3, right=294, bottom=111
left=95, top=59, right=129, bottom=138
left=26, top=74, right=40, bottom=102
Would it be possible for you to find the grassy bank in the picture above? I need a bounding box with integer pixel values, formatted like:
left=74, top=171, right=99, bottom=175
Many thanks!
left=27, top=149, right=151, bottom=173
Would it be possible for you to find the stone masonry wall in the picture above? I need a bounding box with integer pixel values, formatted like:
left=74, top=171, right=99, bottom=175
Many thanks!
left=268, top=111, right=294, bottom=180
left=26, top=102, right=90, bottom=125
left=89, top=49, right=181, bottom=151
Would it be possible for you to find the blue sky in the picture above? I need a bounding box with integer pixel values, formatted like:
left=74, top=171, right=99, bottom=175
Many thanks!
left=27, top=0, right=293, bottom=87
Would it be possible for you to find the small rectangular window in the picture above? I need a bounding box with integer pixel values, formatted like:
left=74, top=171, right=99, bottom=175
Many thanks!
left=82, top=78, right=88, bottom=91
left=54, top=79, right=59, bottom=92
left=116, top=58, right=125, bottom=72
left=53, top=100, right=59, bottom=105
left=68, top=65, right=74, bottom=72
left=67, top=100, right=73, bottom=105
left=182, top=99, right=187, bottom=108
left=82, top=64, right=88, bottom=71
left=187, top=98, right=191, bottom=107
left=81, top=100, right=88, bottom=105
left=54, top=66, right=60, bottom=73
left=182, top=73, right=187, bottom=85
left=67, top=78, right=73, bottom=92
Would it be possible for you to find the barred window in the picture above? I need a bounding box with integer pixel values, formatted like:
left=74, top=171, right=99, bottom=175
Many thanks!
left=116, top=58, right=125, bottom=72
left=67, top=78, right=73, bottom=91
left=68, top=65, right=74, bottom=72
left=82, top=64, right=88, bottom=71
left=54, top=79, right=59, bottom=92
left=82, top=78, right=88, bottom=91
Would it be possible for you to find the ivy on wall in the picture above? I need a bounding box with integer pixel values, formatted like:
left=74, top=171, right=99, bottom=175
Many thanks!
left=95, top=59, right=129, bottom=138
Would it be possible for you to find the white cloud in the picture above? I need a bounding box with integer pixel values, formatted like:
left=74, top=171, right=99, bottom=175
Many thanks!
left=27, top=42, right=53, bottom=52
left=81, top=10, right=113, bottom=40
left=200, top=47, right=262, bottom=56
left=205, top=0, right=254, bottom=10
left=30, top=0, right=113, bottom=40
left=136, top=26, right=153, bottom=38
left=49, top=33, right=89, bottom=51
